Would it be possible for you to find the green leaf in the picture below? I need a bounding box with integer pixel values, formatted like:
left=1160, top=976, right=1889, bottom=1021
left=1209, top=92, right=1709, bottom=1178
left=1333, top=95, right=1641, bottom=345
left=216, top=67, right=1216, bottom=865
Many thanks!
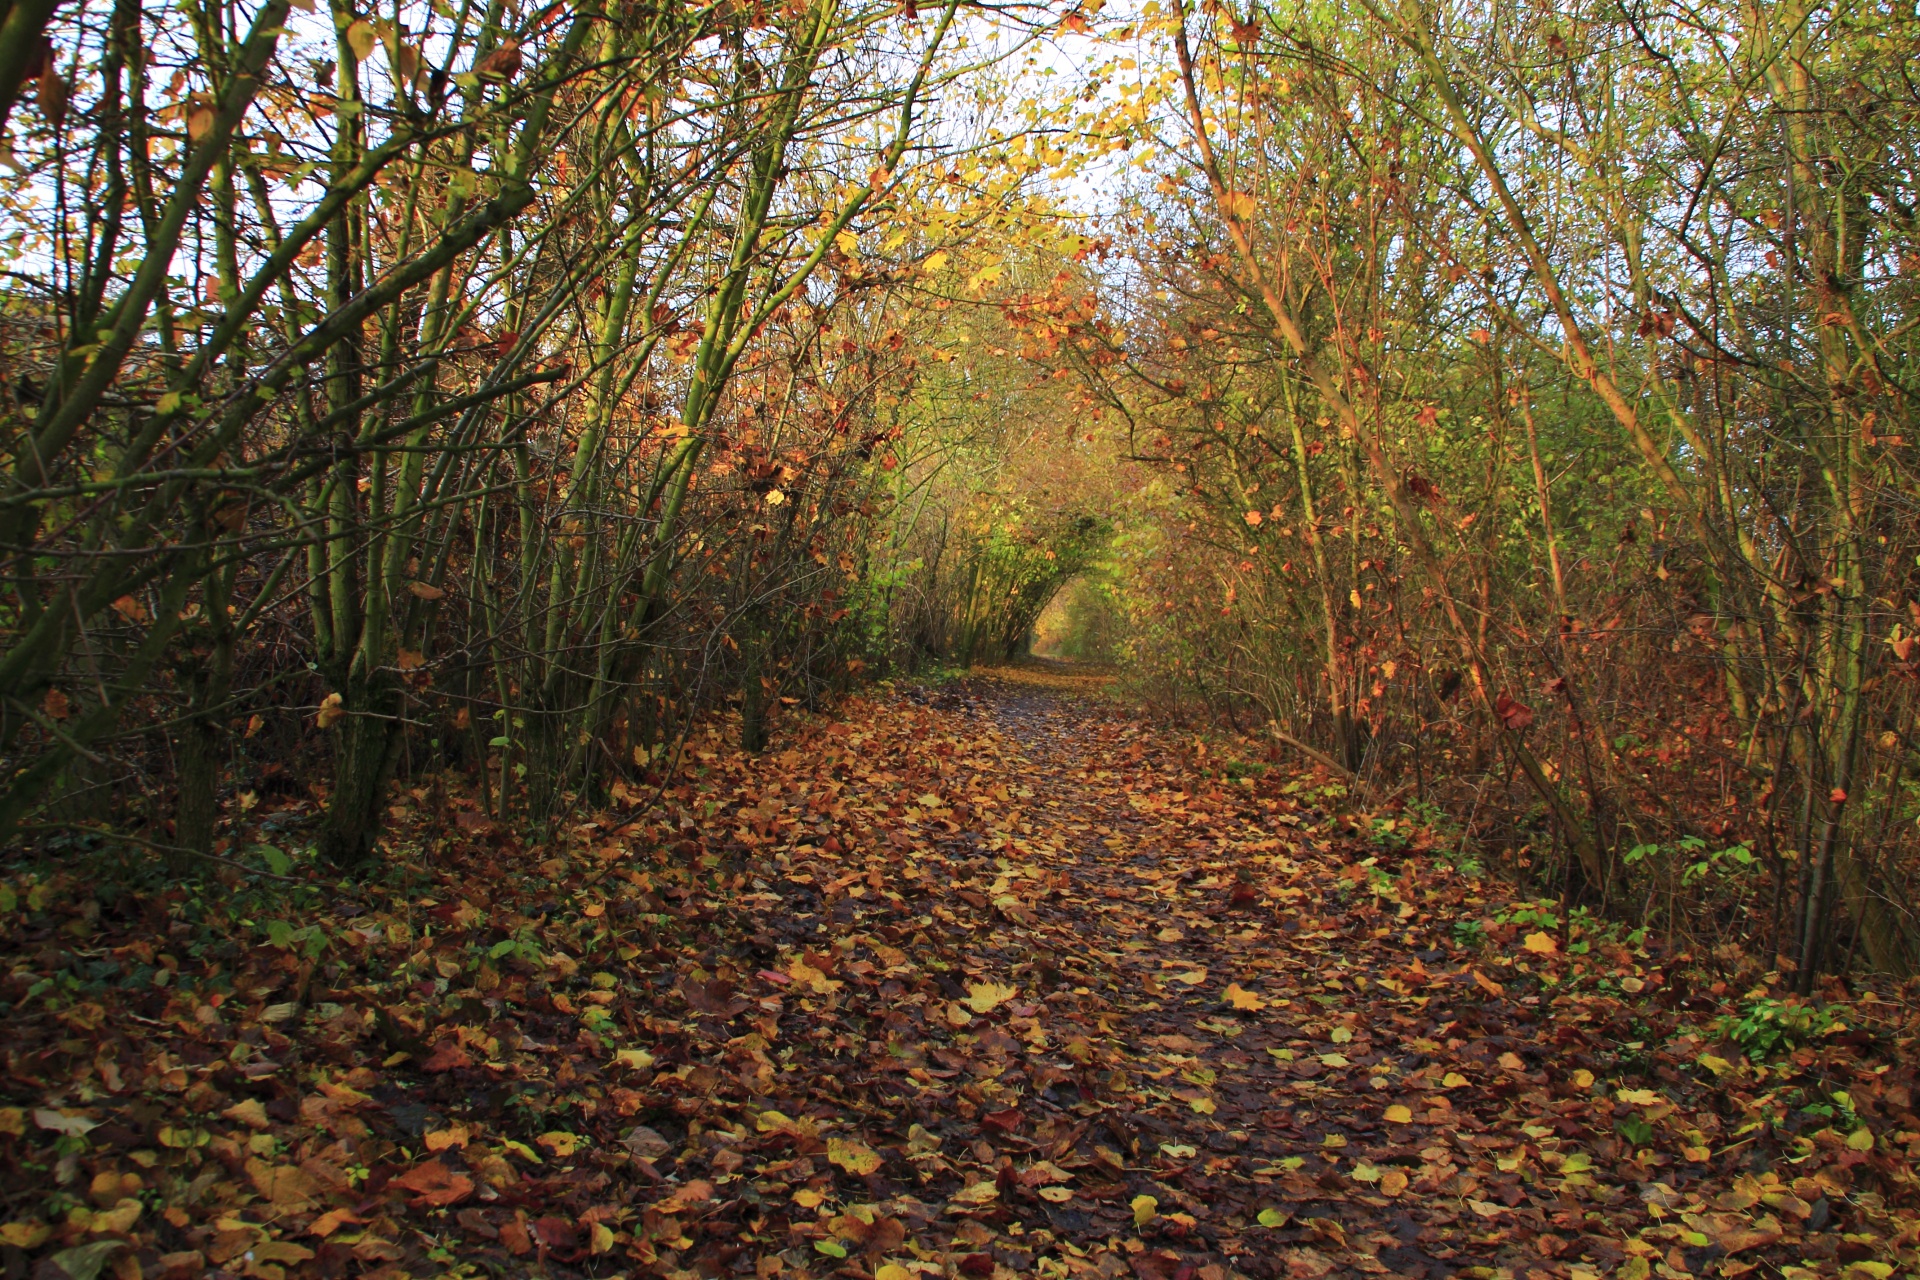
left=814, top=1240, right=848, bottom=1258
left=489, top=939, right=516, bottom=959
left=48, top=1241, right=125, bottom=1280
left=1257, top=1207, right=1288, bottom=1227
left=257, top=845, right=291, bottom=876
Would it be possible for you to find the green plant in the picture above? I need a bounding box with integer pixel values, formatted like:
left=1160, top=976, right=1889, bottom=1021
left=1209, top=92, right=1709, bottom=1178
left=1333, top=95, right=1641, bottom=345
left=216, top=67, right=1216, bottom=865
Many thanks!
left=1615, top=1115, right=1655, bottom=1146
left=1365, top=817, right=1409, bottom=852
left=1496, top=901, right=1562, bottom=931
left=1716, top=997, right=1838, bottom=1061
left=1624, top=836, right=1756, bottom=886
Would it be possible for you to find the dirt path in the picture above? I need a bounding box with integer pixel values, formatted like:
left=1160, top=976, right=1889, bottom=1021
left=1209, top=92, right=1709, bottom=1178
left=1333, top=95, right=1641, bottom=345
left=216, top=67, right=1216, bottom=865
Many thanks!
left=688, top=665, right=1906, bottom=1280
left=6, top=666, right=1909, bottom=1280
left=916, top=666, right=1478, bottom=1280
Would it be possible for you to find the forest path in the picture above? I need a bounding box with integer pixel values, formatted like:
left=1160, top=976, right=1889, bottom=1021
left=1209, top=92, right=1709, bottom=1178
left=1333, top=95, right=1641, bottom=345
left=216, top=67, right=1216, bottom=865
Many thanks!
left=6, top=667, right=1890, bottom=1280
left=911, top=662, right=1490, bottom=1280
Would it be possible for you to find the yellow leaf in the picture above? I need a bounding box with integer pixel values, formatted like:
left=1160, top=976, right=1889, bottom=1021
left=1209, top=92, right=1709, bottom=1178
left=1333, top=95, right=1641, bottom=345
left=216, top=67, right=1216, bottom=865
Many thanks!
left=1131, top=1194, right=1158, bottom=1229
left=793, top=1188, right=825, bottom=1208
left=1329, top=1026, right=1353, bottom=1044
left=922, top=250, right=949, bottom=275
left=1037, top=1186, right=1073, bottom=1203
left=1523, top=931, right=1558, bottom=955
left=1572, top=1068, right=1595, bottom=1088
left=1380, top=1169, right=1409, bottom=1196
left=424, top=1125, right=470, bottom=1151
left=1846, top=1127, right=1875, bottom=1152
left=0, top=1222, right=49, bottom=1249
left=316, top=691, right=346, bottom=729
left=835, top=230, right=859, bottom=257
left=1384, top=1105, right=1413, bottom=1124
left=187, top=106, right=214, bottom=141
left=1170, top=968, right=1207, bottom=985
left=827, top=1137, right=882, bottom=1176
left=1616, top=1089, right=1659, bottom=1106
left=613, top=1049, right=655, bottom=1070
left=222, top=1098, right=270, bottom=1130
left=345, top=19, right=377, bottom=61
left=1441, top=1072, right=1467, bottom=1088
left=536, top=1131, right=584, bottom=1157
left=951, top=1181, right=999, bottom=1205
left=0, top=1109, right=22, bottom=1137
left=1188, top=1096, right=1216, bottom=1115
left=1223, top=190, right=1256, bottom=220
left=90, top=1198, right=143, bottom=1234
left=1697, top=1054, right=1733, bottom=1077
left=963, top=981, right=1017, bottom=1014
left=1222, top=982, right=1266, bottom=1011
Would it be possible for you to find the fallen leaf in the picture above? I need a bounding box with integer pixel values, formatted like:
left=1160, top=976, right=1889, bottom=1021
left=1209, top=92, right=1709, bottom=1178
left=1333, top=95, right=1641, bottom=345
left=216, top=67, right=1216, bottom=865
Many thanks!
left=536, top=1131, right=584, bottom=1157
left=828, top=1136, right=883, bottom=1175
left=963, top=980, right=1018, bottom=1013
left=391, top=1159, right=474, bottom=1207
left=1222, top=982, right=1266, bottom=1010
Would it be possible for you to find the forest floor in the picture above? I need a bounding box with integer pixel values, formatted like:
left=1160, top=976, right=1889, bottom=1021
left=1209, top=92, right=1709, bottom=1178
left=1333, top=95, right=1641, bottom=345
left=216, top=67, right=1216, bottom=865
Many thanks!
left=2, top=666, right=1918, bottom=1280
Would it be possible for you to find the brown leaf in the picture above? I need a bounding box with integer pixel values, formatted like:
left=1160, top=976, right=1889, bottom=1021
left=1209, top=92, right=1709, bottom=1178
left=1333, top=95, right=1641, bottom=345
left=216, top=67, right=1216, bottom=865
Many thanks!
left=390, top=1159, right=474, bottom=1207
left=656, top=1179, right=715, bottom=1214
left=1494, top=691, right=1534, bottom=731
left=420, top=1040, right=472, bottom=1072
left=500, top=1217, right=534, bottom=1255
left=475, top=40, right=522, bottom=81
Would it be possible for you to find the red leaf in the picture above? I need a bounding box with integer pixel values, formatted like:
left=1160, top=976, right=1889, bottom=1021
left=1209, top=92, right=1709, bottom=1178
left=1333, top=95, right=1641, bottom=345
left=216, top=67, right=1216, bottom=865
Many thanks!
left=391, top=1159, right=474, bottom=1207
left=532, top=1216, right=582, bottom=1260
left=475, top=40, right=522, bottom=82
left=981, top=1108, right=1023, bottom=1134
left=420, top=1041, right=472, bottom=1073
left=1494, top=692, right=1534, bottom=731
left=500, top=1218, right=534, bottom=1256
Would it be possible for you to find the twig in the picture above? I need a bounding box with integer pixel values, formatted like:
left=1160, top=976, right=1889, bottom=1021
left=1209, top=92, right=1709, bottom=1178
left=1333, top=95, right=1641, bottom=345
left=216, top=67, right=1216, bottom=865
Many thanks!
left=1265, top=725, right=1360, bottom=783
left=20, top=823, right=314, bottom=884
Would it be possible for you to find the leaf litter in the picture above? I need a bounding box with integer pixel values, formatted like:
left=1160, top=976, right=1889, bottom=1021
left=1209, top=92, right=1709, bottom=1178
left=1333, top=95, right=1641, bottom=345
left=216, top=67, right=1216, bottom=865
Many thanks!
left=1, top=667, right=1917, bottom=1280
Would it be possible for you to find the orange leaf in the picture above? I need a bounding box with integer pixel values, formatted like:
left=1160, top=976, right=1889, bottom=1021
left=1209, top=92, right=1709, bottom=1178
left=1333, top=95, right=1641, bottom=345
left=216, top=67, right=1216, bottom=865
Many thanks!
left=392, top=1159, right=474, bottom=1207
